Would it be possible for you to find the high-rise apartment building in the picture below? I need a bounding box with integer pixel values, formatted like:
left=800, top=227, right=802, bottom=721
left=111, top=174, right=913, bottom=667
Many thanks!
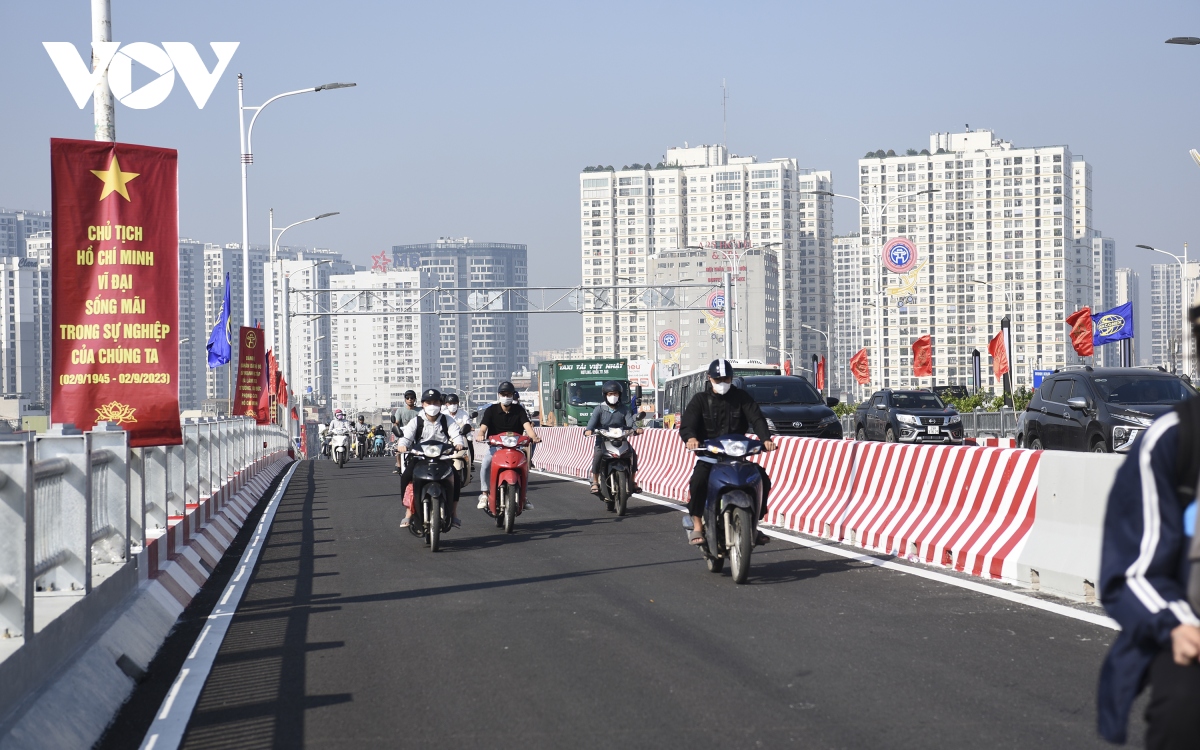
left=578, top=145, right=833, bottom=371
left=328, top=268, right=438, bottom=413
left=652, top=246, right=779, bottom=372
left=24, top=233, right=52, bottom=406
left=1149, top=261, right=1198, bottom=375
left=0, top=257, right=39, bottom=398
left=831, top=234, right=865, bottom=400
left=0, top=208, right=51, bottom=258
left=849, top=129, right=1097, bottom=391
left=1115, top=267, right=1141, bottom=365
left=391, top=238, right=529, bottom=410
left=203, top=244, right=268, bottom=409
left=177, top=239, right=207, bottom=410
left=1090, top=234, right=1117, bottom=365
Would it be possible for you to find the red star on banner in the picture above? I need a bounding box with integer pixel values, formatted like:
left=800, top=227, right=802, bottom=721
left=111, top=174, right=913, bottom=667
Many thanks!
left=371, top=251, right=390, bottom=273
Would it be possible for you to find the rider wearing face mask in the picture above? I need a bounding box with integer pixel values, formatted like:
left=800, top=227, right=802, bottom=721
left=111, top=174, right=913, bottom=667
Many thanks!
left=681, top=359, right=776, bottom=546
left=397, top=388, right=466, bottom=528
left=476, top=381, right=541, bottom=511
left=442, top=393, right=473, bottom=466
left=583, top=380, right=641, bottom=495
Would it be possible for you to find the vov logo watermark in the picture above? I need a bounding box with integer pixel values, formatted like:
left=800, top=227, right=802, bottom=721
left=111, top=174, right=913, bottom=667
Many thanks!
left=43, top=42, right=239, bottom=109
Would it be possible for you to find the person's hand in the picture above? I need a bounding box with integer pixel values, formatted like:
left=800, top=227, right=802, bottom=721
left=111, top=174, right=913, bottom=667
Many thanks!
left=635, top=428, right=643, bottom=435
left=686, top=438, right=700, bottom=450
left=584, top=430, right=593, bottom=437
left=533, top=435, right=542, bottom=443
left=1171, top=623, right=1200, bottom=665
left=763, top=440, right=777, bottom=452
left=396, top=445, right=408, bottom=453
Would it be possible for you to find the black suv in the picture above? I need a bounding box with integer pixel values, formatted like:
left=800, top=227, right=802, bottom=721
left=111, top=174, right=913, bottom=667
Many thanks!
left=853, top=389, right=964, bottom=444
left=1021, top=367, right=1195, bottom=453
left=735, top=375, right=842, bottom=439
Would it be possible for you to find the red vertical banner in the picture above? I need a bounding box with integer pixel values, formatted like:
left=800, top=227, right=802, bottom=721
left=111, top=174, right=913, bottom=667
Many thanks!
left=849, top=348, right=870, bottom=385
left=988, top=329, right=1009, bottom=380
left=235, top=326, right=270, bottom=424
left=912, top=335, right=933, bottom=377
left=816, top=357, right=826, bottom=391
left=50, top=138, right=181, bottom=446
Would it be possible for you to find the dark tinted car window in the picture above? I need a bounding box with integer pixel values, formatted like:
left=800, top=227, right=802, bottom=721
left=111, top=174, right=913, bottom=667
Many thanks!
left=1048, top=379, right=1073, bottom=403
left=872, top=395, right=885, bottom=408
left=1092, top=375, right=1194, bottom=406
left=743, top=379, right=822, bottom=404
left=891, top=392, right=944, bottom=409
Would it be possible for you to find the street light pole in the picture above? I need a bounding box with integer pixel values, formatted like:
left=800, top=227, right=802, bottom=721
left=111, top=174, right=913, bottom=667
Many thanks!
left=91, top=0, right=114, bottom=141
left=1137, top=243, right=1191, bottom=375
left=799, top=323, right=830, bottom=396
left=687, top=241, right=780, bottom=360
left=238, top=76, right=355, bottom=331
left=802, top=188, right=939, bottom=391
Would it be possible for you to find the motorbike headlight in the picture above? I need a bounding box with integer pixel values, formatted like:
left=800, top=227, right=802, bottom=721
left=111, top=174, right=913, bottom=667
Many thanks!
left=947, top=414, right=961, bottom=424
left=422, top=444, right=442, bottom=457
left=501, top=435, right=519, bottom=447
left=896, top=414, right=919, bottom=425
left=720, top=439, right=749, bottom=457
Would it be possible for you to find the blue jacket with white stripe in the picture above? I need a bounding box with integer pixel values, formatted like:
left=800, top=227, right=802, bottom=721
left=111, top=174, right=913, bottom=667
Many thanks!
left=1098, top=411, right=1199, bottom=743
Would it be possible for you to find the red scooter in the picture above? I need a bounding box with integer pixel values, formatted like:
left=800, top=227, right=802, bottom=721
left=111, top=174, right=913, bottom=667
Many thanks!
left=486, top=432, right=531, bottom=533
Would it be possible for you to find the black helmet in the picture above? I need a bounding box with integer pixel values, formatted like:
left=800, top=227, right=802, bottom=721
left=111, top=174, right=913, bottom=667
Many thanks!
left=497, top=380, right=517, bottom=395
left=602, top=380, right=622, bottom=394
left=421, top=388, right=443, bottom=404
left=706, top=359, right=734, bottom=379
left=445, top=393, right=459, bottom=404
left=357, top=414, right=365, bottom=421
left=404, top=389, right=417, bottom=400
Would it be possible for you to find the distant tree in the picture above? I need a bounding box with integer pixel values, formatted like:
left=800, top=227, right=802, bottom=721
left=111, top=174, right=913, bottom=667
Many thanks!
left=886, top=149, right=897, bottom=157
left=920, top=149, right=930, bottom=156
left=935, top=148, right=946, bottom=154
left=906, top=148, right=918, bottom=156
left=864, top=151, right=876, bottom=159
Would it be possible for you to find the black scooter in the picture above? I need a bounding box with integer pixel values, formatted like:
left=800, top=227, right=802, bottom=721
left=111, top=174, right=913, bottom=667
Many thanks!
left=687, top=435, right=765, bottom=584
left=405, top=441, right=458, bottom=552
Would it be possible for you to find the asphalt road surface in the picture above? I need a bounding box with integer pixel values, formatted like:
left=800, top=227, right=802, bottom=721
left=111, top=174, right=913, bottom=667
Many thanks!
left=115, top=457, right=1146, bottom=749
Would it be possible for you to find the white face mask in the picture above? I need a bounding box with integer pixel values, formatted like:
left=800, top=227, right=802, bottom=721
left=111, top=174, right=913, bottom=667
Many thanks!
left=447, top=404, right=459, bottom=414
left=424, top=404, right=441, bottom=417
left=711, top=381, right=731, bottom=395
left=500, top=396, right=514, bottom=406
left=606, top=394, right=620, bottom=405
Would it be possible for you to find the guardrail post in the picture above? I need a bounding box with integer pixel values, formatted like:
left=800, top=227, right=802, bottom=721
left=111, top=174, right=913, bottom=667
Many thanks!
left=34, top=425, right=91, bottom=594
left=183, top=420, right=199, bottom=507
left=167, top=438, right=186, bottom=517
left=89, top=423, right=130, bottom=566
left=197, top=420, right=211, bottom=501
left=145, top=445, right=168, bottom=530
left=0, top=434, right=34, bottom=639
left=128, top=446, right=145, bottom=551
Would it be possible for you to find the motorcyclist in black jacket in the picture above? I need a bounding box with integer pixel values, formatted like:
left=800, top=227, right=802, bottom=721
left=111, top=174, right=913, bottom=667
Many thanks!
left=679, top=358, right=776, bottom=546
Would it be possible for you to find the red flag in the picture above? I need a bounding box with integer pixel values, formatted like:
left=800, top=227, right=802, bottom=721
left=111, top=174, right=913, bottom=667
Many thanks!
left=783, top=359, right=792, bottom=376
left=278, top=372, right=289, bottom=406
left=50, top=139, right=181, bottom=446
left=912, top=335, right=933, bottom=377
left=849, top=348, right=870, bottom=385
left=291, top=406, right=298, bottom=420
left=816, top=357, right=826, bottom=390
left=267, top=348, right=279, bottom=398
left=988, top=329, right=1009, bottom=381
left=1065, top=307, right=1094, bottom=357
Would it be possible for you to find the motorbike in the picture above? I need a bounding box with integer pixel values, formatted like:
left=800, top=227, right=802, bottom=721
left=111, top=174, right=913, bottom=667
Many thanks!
left=596, top=427, right=637, bottom=516
left=405, top=441, right=458, bottom=552
left=452, top=441, right=472, bottom=488
left=686, top=434, right=765, bottom=585
left=485, top=432, right=531, bottom=534
left=372, top=433, right=386, bottom=457
left=330, top=429, right=351, bottom=468
left=355, top=429, right=369, bottom=460
left=320, top=432, right=332, bottom=460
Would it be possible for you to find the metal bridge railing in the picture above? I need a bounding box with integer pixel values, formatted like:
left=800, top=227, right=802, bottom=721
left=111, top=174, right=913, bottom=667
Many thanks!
left=0, top=417, right=289, bottom=650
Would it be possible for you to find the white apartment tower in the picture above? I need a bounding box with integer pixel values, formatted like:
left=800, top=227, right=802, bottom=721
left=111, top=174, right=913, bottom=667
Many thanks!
left=1115, top=267, right=1141, bottom=365
left=1091, top=234, right=1117, bottom=366
left=23, top=233, right=52, bottom=406
left=0, top=208, right=51, bottom=258
left=850, top=129, right=1097, bottom=392
left=1149, top=261, right=1198, bottom=375
left=579, top=145, right=833, bottom=370
left=0, top=257, right=39, bottom=399
left=329, top=268, right=438, bottom=414
left=831, top=234, right=865, bottom=400
left=177, top=239, right=207, bottom=410
left=203, top=244, right=267, bottom=409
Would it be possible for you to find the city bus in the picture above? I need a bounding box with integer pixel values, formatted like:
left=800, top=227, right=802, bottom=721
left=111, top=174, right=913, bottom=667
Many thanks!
left=661, top=359, right=781, bottom=426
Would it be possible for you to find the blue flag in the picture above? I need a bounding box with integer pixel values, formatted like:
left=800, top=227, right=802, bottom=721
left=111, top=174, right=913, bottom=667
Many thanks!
left=206, top=273, right=232, bottom=367
left=1093, top=301, right=1134, bottom=347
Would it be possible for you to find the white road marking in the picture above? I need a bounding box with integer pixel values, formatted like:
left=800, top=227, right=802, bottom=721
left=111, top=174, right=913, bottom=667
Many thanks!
left=138, top=462, right=301, bottom=750
left=534, top=469, right=1119, bottom=631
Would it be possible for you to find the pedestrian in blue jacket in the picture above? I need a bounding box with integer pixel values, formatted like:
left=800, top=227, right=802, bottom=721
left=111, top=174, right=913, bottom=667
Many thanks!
left=1098, top=355, right=1200, bottom=744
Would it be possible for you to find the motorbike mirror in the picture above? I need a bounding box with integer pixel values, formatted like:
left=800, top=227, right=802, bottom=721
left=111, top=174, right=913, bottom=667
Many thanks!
left=553, top=388, right=562, bottom=409
left=825, top=396, right=840, bottom=408
left=732, top=376, right=745, bottom=390
left=635, top=384, right=643, bottom=400
left=470, top=410, right=479, bottom=419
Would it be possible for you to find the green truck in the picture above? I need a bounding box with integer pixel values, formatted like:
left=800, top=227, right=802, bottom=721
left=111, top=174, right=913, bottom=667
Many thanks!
left=537, top=359, right=634, bottom=427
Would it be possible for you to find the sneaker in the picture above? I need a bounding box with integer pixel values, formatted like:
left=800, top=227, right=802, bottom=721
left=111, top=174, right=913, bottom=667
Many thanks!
left=452, top=517, right=462, bottom=529
left=524, top=500, right=534, bottom=510
left=477, top=493, right=488, bottom=509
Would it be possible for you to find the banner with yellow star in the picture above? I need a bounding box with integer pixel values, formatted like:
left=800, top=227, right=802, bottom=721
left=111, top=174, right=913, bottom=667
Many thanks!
left=51, top=138, right=182, bottom=446
left=234, top=326, right=271, bottom=425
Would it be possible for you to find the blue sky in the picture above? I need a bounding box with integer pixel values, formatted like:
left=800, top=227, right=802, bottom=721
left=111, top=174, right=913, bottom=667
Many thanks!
left=3, top=0, right=1200, bottom=350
